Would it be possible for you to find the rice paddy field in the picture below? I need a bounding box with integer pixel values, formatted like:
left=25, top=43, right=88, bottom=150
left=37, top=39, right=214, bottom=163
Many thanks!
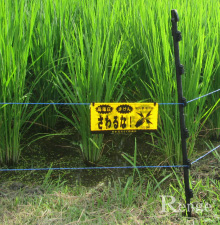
left=0, top=0, right=220, bottom=224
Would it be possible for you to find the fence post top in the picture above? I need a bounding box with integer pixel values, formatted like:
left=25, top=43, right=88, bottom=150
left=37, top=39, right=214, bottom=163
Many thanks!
left=171, top=9, right=179, bottom=22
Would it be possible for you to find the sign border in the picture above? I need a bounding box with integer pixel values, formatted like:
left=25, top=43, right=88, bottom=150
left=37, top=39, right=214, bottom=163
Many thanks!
left=90, top=102, right=158, bottom=134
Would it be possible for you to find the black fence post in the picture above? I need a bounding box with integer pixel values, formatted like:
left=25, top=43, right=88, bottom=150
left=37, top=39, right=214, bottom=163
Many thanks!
left=171, top=9, right=193, bottom=217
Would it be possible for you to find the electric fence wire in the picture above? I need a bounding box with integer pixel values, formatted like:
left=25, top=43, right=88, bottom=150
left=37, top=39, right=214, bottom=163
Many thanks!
left=187, top=88, right=220, bottom=104
left=0, top=102, right=91, bottom=105
left=0, top=102, right=182, bottom=105
left=0, top=165, right=189, bottom=172
left=191, top=144, right=220, bottom=165
left=2, top=145, right=219, bottom=171
left=1, top=88, right=220, bottom=106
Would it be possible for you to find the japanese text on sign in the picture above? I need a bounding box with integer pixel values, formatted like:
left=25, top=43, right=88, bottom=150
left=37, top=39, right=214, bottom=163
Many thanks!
left=90, top=103, right=158, bottom=133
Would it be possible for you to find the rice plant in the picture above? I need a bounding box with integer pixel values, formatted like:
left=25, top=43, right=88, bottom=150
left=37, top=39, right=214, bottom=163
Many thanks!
left=0, top=0, right=39, bottom=165
left=208, top=33, right=220, bottom=139
left=179, top=0, right=219, bottom=156
left=28, top=0, right=69, bottom=131
left=54, top=0, right=130, bottom=165
left=1, top=0, right=219, bottom=166
left=122, top=0, right=219, bottom=163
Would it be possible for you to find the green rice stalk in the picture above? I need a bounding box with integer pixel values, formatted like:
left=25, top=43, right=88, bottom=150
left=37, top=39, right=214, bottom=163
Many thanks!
left=54, top=0, right=130, bottom=165
left=0, top=0, right=39, bottom=165
left=125, top=0, right=219, bottom=163
left=29, top=0, right=70, bottom=131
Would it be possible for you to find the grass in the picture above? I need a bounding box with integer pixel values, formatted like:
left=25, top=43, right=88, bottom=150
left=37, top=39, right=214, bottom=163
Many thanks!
left=0, top=135, right=219, bottom=224
left=0, top=157, right=219, bottom=224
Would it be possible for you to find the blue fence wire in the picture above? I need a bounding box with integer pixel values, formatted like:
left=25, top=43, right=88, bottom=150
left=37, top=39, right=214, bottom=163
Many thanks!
left=187, top=88, right=220, bottom=104
left=0, top=165, right=189, bottom=172
left=191, top=144, right=220, bottom=165
left=0, top=102, right=90, bottom=105
left=1, top=143, right=219, bottom=172
left=158, top=103, right=183, bottom=105
left=0, top=88, right=219, bottom=106
left=0, top=88, right=220, bottom=172
left=0, top=102, right=182, bottom=105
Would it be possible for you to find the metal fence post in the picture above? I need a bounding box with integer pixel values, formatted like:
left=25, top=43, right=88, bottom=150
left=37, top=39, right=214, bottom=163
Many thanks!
left=171, top=9, right=193, bottom=217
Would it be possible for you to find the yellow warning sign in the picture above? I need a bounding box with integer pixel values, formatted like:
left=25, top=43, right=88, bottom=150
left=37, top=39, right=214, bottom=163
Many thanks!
left=90, top=103, right=158, bottom=133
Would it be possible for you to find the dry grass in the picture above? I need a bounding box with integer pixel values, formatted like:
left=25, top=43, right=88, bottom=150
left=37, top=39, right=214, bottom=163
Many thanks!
left=1, top=156, right=219, bottom=224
